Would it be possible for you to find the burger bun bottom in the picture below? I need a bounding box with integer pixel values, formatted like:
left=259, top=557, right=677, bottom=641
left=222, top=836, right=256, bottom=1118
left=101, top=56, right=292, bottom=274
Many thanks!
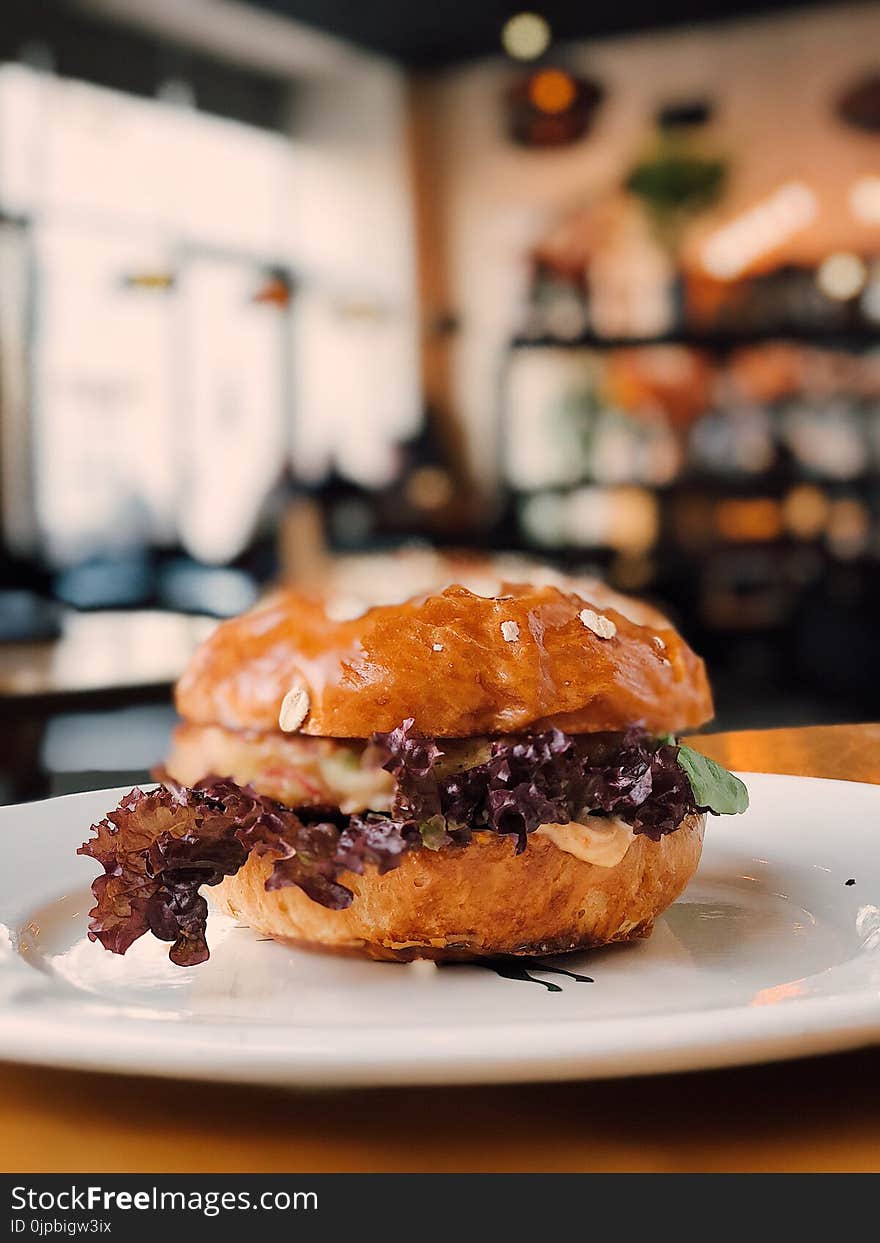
left=210, top=813, right=705, bottom=961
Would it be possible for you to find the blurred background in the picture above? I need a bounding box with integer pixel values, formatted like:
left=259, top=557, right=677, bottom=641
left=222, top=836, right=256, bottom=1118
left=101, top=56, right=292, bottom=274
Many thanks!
left=1, top=0, right=879, bottom=802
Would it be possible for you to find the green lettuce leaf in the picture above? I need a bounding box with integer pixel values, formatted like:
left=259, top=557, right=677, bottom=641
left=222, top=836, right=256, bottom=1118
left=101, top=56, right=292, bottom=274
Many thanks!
left=418, top=814, right=449, bottom=851
left=676, top=744, right=749, bottom=815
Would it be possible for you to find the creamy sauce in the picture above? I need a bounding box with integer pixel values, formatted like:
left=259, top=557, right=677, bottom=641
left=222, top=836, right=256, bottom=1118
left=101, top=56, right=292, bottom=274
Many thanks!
left=536, top=817, right=634, bottom=868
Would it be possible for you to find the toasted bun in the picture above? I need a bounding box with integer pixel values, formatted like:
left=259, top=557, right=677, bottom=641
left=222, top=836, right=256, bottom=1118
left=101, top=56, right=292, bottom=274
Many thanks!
left=210, top=813, right=705, bottom=960
left=176, top=583, right=713, bottom=739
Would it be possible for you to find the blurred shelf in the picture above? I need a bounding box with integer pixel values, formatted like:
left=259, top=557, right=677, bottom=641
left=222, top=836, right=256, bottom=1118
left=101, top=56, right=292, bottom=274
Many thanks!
left=510, top=329, right=880, bottom=351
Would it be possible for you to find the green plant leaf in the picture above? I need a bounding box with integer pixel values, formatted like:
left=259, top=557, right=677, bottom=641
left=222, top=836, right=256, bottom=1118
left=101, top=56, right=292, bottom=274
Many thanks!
left=676, top=744, right=749, bottom=815
left=419, top=815, right=448, bottom=851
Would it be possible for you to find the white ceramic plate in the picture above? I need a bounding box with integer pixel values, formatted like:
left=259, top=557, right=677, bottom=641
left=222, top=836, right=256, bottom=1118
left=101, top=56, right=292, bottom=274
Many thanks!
left=1, top=773, right=879, bottom=1086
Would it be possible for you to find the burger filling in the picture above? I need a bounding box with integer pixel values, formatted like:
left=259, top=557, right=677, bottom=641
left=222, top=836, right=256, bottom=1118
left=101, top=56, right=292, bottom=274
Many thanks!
left=167, top=725, right=396, bottom=814
left=535, top=818, right=634, bottom=867
left=79, top=721, right=747, bottom=967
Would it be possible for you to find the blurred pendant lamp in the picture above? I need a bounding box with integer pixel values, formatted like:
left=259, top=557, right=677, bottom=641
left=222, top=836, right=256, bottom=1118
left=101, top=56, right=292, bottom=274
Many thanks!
left=505, top=67, right=604, bottom=148
left=500, top=10, right=603, bottom=147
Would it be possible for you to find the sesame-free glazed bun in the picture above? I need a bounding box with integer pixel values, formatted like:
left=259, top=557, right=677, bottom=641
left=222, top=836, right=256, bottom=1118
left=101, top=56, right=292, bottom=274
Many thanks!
left=211, top=812, right=705, bottom=961
left=176, top=583, right=713, bottom=739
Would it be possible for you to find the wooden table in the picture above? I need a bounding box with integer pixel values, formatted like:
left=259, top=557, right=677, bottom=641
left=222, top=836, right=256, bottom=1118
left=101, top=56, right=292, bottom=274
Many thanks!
left=2, top=723, right=879, bottom=1174
left=0, top=611, right=216, bottom=801
left=0, top=611, right=216, bottom=701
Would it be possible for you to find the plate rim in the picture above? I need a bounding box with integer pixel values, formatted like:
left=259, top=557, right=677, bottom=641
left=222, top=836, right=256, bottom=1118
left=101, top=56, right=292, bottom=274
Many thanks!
left=1, top=771, right=879, bottom=1086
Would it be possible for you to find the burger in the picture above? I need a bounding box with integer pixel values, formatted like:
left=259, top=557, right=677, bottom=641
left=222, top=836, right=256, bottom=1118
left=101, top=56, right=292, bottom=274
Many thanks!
left=79, top=583, right=748, bottom=967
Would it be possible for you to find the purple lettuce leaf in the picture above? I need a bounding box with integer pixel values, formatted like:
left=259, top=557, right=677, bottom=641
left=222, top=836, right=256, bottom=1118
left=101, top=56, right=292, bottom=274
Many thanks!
left=78, top=782, right=251, bottom=967
left=373, top=720, right=705, bottom=848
